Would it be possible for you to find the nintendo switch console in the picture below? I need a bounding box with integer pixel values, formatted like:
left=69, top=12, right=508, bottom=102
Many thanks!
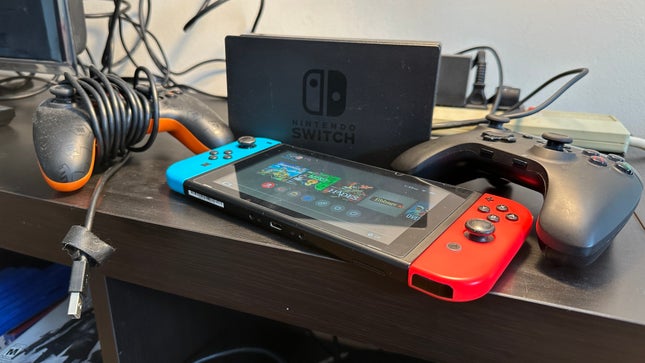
left=166, top=137, right=533, bottom=302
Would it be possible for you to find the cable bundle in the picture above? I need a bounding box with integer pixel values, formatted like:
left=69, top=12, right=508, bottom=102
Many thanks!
left=62, top=65, right=160, bottom=167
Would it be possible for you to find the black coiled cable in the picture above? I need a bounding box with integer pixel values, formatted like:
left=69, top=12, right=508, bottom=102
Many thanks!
left=62, top=65, right=160, bottom=167
left=58, top=66, right=164, bottom=320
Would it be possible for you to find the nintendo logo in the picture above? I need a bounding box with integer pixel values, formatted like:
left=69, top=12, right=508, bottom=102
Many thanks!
left=302, top=69, right=347, bottom=117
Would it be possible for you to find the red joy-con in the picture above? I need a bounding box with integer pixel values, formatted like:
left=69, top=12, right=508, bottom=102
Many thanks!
left=408, top=193, right=533, bottom=302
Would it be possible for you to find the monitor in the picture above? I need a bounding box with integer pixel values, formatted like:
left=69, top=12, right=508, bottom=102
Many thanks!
left=0, top=0, right=86, bottom=75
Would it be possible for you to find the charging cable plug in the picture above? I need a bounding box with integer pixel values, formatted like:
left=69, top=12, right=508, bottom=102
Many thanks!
left=466, top=50, right=488, bottom=108
left=67, top=255, right=89, bottom=319
left=61, top=225, right=115, bottom=319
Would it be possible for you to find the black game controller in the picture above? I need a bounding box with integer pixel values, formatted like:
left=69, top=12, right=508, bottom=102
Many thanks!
left=391, top=115, right=643, bottom=266
left=33, top=83, right=234, bottom=192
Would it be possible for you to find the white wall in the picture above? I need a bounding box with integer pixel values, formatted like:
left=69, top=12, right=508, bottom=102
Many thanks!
left=84, top=0, right=645, bottom=138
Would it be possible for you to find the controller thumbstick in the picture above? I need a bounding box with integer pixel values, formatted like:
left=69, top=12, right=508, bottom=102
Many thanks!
left=49, top=84, right=75, bottom=103
left=237, top=136, right=257, bottom=148
left=542, top=132, right=573, bottom=151
left=485, top=114, right=511, bottom=130
left=465, top=218, right=495, bottom=242
left=50, top=84, right=75, bottom=98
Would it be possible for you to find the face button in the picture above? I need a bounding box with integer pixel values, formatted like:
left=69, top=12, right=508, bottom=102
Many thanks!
left=496, top=204, right=509, bottom=212
left=582, top=149, right=600, bottom=156
left=487, top=214, right=500, bottom=223
left=477, top=205, right=491, bottom=213
left=588, top=155, right=608, bottom=167
left=506, top=213, right=519, bottom=221
left=208, top=155, right=218, bottom=160
left=464, top=218, right=495, bottom=242
left=614, top=161, right=634, bottom=175
left=607, top=154, right=625, bottom=162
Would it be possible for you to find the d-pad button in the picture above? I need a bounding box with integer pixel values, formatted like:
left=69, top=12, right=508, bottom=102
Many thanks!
left=481, top=130, right=516, bottom=143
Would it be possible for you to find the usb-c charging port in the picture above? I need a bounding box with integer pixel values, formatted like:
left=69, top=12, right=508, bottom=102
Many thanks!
left=269, top=221, right=283, bottom=231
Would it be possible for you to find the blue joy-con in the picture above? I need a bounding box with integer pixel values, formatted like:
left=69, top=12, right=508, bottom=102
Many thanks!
left=166, top=136, right=281, bottom=194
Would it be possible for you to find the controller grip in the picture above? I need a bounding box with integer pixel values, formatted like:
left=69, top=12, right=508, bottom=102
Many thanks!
left=391, top=138, right=482, bottom=185
left=33, top=90, right=234, bottom=192
left=158, top=93, right=234, bottom=152
left=33, top=106, right=96, bottom=192
left=154, top=117, right=234, bottom=154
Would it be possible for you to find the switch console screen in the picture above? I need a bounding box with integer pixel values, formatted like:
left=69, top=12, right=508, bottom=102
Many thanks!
left=189, top=144, right=471, bottom=257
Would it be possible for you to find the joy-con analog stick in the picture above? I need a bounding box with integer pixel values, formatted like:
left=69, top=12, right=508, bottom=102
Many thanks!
left=237, top=135, right=257, bottom=148
left=464, top=219, right=495, bottom=243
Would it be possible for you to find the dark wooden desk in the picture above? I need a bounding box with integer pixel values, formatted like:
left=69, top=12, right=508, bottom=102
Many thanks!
left=1, top=93, right=644, bottom=363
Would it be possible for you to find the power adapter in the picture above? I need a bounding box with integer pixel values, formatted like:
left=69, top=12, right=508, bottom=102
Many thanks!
left=436, top=54, right=473, bottom=107
left=432, top=106, right=631, bottom=153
